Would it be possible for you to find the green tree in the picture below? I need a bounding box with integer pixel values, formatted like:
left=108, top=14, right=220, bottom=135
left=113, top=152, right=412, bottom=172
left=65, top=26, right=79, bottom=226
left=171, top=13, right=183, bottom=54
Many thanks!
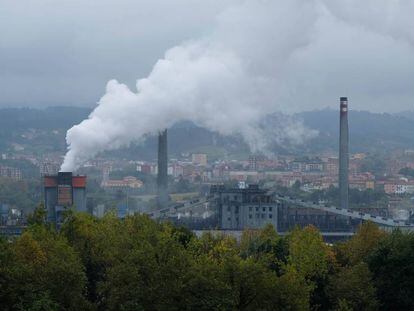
left=101, top=217, right=193, bottom=310
left=286, top=226, right=334, bottom=310
left=170, top=225, right=195, bottom=248
left=27, top=203, right=47, bottom=226
left=0, top=227, right=88, bottom=310
left=367, top=230, right=414, bottom=310
left=239, top=225, right=288, bottom=273
left=327, top=263, right=379, bottom=310
left=287, top=226, right=331, bottom=281
left=60, top=212, right=104, bottom=305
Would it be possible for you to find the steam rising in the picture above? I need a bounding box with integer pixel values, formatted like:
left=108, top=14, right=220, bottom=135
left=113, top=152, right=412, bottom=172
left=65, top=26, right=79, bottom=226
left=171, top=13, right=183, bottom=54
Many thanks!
left=61, top=0, right=414, bottom=171
left=61, top=0, right=319, bottom=171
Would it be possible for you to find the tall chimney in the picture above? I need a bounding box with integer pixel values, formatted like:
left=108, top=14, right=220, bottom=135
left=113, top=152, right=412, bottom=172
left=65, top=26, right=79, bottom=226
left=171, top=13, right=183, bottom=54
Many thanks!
left=157, top=129, right=168, bottom=208
left=339, top=97, right=349, bottom=209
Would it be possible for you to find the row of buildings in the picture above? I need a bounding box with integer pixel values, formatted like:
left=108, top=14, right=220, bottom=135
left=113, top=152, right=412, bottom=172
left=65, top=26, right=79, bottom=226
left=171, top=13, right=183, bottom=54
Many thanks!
left=0, top=166, right=22, bottom=180
left=130, top=153, right=414, bottom=195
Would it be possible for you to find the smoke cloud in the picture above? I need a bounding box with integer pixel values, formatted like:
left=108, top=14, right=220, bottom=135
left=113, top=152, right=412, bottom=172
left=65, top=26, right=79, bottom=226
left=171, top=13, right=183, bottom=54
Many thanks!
left=61, top=0, right=320, bottom=171
left=61, top=0, right=414, bottom=171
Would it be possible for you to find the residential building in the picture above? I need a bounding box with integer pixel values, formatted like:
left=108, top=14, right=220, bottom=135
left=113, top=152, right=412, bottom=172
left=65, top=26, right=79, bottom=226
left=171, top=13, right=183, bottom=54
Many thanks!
left=192, top=153, right=208, bottom=166
left=101, top=176, right=143, bottom=189
left=0, top=166, right=22, bottom=180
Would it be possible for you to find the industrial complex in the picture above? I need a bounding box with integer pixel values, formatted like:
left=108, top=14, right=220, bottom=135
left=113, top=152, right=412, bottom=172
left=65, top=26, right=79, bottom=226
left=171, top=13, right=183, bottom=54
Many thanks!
left=44, top=172, right=87, bottom=224
left=1, top=97, right=413, bottom=238
left=125, top=97, right=414, bottom=238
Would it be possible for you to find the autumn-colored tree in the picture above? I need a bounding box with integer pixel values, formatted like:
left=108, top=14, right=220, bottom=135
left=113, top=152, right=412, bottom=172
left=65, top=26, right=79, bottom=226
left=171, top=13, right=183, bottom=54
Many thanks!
left=0, top=227, right=88, bottom=310
left=3, top=211, right=414, bottom=310
left=335, top=221, right=386, bottom=266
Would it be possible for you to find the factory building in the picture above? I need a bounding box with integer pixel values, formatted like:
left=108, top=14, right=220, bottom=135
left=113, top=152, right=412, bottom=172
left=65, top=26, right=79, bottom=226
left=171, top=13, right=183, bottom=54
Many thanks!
left=211, top=184, right=278, bottom=230
left=44, top=172, right=87, bottom=224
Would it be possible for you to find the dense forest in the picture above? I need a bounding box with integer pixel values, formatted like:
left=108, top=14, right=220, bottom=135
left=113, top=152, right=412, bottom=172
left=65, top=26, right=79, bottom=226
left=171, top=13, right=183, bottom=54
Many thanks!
left=1, top=209, right=413, bottom=310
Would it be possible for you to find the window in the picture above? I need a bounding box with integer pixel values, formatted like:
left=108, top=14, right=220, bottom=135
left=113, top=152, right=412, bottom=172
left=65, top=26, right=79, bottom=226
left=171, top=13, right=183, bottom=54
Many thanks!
left=227, top=217, right=231, bottom=221
left=234, top=195, right=237, bottom=201
left=262, top=207, right=266, bottom=212
left=269, top=207, right=273, bottom=212
left=256, top=213, right=259, bottom=218
left=255, top=207, right=259, bottom=212
left=249, top=214, right=252, bottom=219
left=261, top=214, right=265, bottom=219
left=249, top=206, right=253, bottom=212
left=235, top=206, right=239, bottom=214
left=269, top=214, right=273, bottom=219
left=227, top=206, right=231, bottom=212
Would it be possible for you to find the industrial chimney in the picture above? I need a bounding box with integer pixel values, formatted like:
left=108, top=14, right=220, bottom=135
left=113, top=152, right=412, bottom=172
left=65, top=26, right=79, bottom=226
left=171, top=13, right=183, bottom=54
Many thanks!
left=157, top=129, right=169, bottom=208
left=339, top=97, right=349, bottom=210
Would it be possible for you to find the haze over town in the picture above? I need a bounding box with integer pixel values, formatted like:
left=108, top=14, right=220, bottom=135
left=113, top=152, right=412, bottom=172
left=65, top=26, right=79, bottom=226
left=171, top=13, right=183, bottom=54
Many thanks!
left=1, top=1, right=414, bottom=310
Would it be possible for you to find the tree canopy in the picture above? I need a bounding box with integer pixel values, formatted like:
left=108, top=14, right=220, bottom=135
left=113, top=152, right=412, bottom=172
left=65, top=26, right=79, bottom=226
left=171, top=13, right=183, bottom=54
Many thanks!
left=0, top=214, right=413, bottom=310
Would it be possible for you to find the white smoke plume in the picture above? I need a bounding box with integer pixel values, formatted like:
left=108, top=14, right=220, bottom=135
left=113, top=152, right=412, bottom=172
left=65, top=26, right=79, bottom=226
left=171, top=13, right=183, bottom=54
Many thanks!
left=61, top=0, right=414, bottom=171
left=61, top=0, right=320, bottom=171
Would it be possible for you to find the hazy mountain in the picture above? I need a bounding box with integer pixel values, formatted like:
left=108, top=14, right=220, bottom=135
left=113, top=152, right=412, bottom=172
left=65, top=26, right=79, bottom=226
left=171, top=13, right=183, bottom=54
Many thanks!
left=298, top=109, right=414, bottom=153
left=0, top=107, right=91, bottom=130
left=0, top=107, right=413, bottom=158
left=395, top=110, right=414, bottom=121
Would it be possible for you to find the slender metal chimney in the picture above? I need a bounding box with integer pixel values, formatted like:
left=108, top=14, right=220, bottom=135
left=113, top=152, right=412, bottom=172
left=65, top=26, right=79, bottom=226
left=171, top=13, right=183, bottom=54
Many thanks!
left=339, top=97, right=349, bottom=209
left=157, top=129, right=168, bottom=208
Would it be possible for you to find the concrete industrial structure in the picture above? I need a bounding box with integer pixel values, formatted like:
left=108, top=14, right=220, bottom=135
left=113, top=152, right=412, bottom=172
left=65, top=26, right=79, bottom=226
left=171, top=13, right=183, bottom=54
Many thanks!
left=207, top=184, right=413, bottom=236
left=44, top=172, right=87, bottom=224
left=157, top=129, right=169, bottom=208
left=210, top=184, right=278, bottom=230
left=143, top=96, right=414, bottom=238
left=339, top=97, right=349, bottom=209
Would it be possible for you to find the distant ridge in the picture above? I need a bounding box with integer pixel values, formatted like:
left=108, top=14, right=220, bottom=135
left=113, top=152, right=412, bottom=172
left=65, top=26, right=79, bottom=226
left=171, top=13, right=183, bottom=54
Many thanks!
left=0, top=107, right=413, bottom=157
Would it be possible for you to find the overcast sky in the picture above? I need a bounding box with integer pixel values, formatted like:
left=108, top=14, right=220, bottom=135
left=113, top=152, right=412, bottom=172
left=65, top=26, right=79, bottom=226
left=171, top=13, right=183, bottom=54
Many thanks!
left=1, top=0, right=413, bottom=112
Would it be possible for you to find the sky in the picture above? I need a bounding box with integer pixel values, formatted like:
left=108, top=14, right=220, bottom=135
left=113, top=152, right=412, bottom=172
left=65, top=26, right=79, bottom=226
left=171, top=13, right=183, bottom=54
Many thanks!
left=1, top=0, right=414, bottom=113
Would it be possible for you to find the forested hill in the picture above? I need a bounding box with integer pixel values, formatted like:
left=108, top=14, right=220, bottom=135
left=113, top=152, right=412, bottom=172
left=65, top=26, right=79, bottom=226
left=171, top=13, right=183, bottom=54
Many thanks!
left=0, top=107, right=91, bottom=130
left=299, top=109, right=414, bottom=153
left=0, top=107, right=91, bottom=153
left=0, top=107, right=413, bottom=157
left=396, top=110, right=414, bottom=121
